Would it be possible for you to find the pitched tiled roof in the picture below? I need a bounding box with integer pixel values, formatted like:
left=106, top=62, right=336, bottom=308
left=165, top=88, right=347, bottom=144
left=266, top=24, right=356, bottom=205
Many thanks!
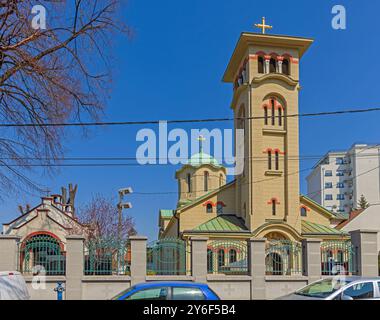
left=193, top=215, right=248, bottom=232
left=301, top=220, right=348, bottom=236
left=336, top=209, right=365, bottom=229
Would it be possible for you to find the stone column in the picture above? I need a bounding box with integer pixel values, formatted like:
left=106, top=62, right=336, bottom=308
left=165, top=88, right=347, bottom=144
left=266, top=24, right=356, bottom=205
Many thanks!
left=130, top=236, right=147, bottom=285
left=277, top=58, right=283, bottom=74
left=302, top=239, right=322, bottom=283
left=190, top=237, right=208, bottom=283
left=350, top=230, right=378, bottom=277
left=264, top=55, right=271, bottom=74
left=248, top=238, right=266, bottom=300
left=0, top=235, right=21, bottom=271
left=65, top=235, right=85, bottom=300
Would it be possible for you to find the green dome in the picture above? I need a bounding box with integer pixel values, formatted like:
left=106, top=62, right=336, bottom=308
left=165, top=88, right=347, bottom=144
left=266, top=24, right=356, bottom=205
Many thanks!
left=186, top=151, right=221, bottom=168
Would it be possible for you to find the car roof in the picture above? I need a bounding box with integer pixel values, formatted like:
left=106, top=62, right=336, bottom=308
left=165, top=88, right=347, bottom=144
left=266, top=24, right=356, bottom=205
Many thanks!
left=322, top=276, right=380, bottom=282
left=133, top=282, right=209, bottom=289
left=0, top=271, right=21, bottom=277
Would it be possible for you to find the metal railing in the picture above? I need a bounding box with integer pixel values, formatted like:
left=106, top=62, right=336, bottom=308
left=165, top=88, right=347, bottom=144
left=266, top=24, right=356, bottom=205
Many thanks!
left=147, top=238, right=189, bottom=275
left=18, top=234, right=66, bottom=276
left=84, top=237, right=130, bottom=275
left=265, top=240, right=302, bottom=276
left=207, top=240, right=248, bottom=275
left=321, top=240, right=357, bottom=275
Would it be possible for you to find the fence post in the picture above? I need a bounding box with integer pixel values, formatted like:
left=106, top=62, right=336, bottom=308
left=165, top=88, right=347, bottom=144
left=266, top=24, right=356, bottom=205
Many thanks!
left=66, top=235, right=85, bottom=300
left=190, top=237, right=208, bottom=283
left=0, top=235, right=21, bottom=271
left=350, top=230, right=378, bottom=277
left=248, top=238, right=266, bottom=300
left=130, top=236, right=147, bottom=285
left=302, top=238, right=322, bottom=283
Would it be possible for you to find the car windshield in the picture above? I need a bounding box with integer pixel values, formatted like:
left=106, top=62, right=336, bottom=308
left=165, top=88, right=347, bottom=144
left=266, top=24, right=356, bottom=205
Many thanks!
left=111, top=286, right=136, bottom=300
left=295, top=279, right=351, bottom=298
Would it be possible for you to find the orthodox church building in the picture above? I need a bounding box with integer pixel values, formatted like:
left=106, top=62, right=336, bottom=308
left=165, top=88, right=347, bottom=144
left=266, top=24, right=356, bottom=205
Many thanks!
left=159, top=30, right=349, bottom=243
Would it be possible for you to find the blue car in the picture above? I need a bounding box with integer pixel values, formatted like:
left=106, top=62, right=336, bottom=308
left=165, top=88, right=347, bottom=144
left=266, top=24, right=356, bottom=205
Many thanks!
left=112, top=282, right=220, bottom=300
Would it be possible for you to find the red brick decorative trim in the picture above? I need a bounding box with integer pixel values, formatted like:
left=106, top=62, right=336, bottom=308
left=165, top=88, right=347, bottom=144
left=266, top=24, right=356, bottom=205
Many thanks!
left=216, top=201, right=226, bottom=207
left=300, top=205, right=311, bottom=212
left=267, top=197, right=280, bottom=205
left=203, top=201, right=215, bottom=207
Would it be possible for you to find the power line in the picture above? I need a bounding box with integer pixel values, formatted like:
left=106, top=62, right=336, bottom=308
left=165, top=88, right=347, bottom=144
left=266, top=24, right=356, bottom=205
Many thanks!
left=0, top=107, right=380, bottom=127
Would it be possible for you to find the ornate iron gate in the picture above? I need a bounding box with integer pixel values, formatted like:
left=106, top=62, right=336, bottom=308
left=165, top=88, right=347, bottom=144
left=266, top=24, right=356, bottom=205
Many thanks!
left=321, top=240, right=357, bottom=275
left=147, top=238, right=188, bottom=275
left=19, top=234, right=66, bottom=275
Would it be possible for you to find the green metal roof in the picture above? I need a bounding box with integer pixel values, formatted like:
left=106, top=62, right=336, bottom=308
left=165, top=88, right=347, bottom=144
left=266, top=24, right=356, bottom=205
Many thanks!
left=193, top=215, right=248, bottom=232
left=159, top=209, right=175, bottom=219
left=301, top=220, right=348, bottom=235
left=186, top=151, right=222, bottom=168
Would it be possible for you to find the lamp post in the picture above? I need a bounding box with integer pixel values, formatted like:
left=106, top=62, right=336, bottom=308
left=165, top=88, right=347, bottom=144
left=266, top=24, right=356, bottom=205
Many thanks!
left=117, top=188, right=133, bottom=274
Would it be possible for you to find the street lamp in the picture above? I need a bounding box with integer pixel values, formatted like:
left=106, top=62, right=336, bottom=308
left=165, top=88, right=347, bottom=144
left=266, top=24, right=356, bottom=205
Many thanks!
left=117, top=187, right=133, bottom=241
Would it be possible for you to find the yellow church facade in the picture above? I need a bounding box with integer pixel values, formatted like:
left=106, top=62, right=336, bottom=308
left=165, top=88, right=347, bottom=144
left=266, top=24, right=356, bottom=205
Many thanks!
left=158, top=31, right=348, bottom=244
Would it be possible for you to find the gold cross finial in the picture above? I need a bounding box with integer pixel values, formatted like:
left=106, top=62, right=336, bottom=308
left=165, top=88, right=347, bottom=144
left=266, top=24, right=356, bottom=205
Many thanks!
left=254, top=17, right=273, bottom=34
left=197, top=135, right=206, bottom=152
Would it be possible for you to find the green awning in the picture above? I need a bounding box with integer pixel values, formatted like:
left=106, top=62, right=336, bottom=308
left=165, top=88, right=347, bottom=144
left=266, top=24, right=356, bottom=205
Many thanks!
left=301, top=220, right=348, bottom=236
left=193, top=215, right=248, bottom=232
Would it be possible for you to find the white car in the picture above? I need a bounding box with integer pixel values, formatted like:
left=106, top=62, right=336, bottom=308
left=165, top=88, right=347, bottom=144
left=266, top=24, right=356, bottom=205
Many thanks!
left=277, top=276, right=380, bottom=300
left=0, top=271, right=30, bottom=300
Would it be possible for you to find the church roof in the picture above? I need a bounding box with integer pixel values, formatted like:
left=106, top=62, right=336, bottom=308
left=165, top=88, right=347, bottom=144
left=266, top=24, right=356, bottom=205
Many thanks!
left=301, top=220, right=348, bottom=236
left=159, top=209, right=175, bottom=219
left=192, top=215, right=248, bottom=232
left=186, top=151, right=222, bottom=168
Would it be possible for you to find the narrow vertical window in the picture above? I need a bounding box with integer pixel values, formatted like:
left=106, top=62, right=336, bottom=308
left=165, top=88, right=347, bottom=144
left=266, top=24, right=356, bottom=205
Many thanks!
left=258, top=56, right=264, bottom=74
left=278, top=108, right=282, bottom=126
left=268, top=151, right=272, bottom=170
left=206, top=203, right=213, bottom=213
left=204, top=171, right=209, bottom=192
left=271, top=100, right=275, bottom=125
left=282, top=59, right=290, bottom=75
left=217, top=250, right=225, bottom=268
left=187, top=173, right=191, bottom=193
left=264, top=107, right=268, bottom=125
left=270, top=58, right=277, bottom=73
left=217, top=203, right=223, bottom=214
left=275, top=151, right=279, bottom=171
left=229, top=249, right=237, bottom=264
left=272, top=199, right=276, bottom=216
left=219, top=174, right=223, bottom=187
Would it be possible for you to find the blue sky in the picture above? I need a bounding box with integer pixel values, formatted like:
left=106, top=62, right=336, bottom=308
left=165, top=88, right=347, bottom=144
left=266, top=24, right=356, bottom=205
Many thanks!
left=1, top=0, right=379, bottom=240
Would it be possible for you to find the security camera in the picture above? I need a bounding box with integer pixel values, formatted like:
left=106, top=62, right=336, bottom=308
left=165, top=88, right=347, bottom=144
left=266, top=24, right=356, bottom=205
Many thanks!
left=118, top=187, right=133, bottom=195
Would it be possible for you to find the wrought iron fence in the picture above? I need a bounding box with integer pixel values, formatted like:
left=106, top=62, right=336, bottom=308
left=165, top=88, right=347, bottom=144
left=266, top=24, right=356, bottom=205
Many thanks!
left=207, top=240, right=248, bottom=275
left=18, top=234, right=66, bottom=276
left=321, top=240, right=357, bottom=275
left=147, top=238, right=189, bottom=275
left=84, top=237, right=130, bottom=275
left=265, top=240, right=302, bottom=276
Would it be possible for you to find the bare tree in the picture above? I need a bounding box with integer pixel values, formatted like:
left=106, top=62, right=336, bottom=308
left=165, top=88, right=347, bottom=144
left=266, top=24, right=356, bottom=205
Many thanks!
left=0, top=0, right=129, bottom=195
left=77, top=194, right=136, bottom=239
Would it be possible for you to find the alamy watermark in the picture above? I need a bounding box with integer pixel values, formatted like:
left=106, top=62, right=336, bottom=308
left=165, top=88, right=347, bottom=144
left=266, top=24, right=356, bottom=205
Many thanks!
left=135, top=122, right=245, bottom=176
left=332, top=5, right=347, bottom=30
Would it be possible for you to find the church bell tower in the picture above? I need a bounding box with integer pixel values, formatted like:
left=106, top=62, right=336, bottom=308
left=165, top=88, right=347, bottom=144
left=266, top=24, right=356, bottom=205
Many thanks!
left=223, top=20, right=313, bottom=236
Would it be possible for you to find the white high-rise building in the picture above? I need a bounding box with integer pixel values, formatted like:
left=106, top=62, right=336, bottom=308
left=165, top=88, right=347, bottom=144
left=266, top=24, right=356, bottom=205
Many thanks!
left=306, top=144, right=380, bottom=215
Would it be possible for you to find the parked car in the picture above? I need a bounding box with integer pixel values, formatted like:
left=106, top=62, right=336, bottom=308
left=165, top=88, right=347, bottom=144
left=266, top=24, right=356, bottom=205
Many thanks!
left=277, top=276, right=380, bottom=300
left=112, top=282, right=220, bottom=300
left=0, top=271, right=30, bottom=300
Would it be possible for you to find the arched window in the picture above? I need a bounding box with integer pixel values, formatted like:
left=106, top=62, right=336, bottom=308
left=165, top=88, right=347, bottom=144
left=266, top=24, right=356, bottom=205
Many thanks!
left=258, top=56, right=264, bottom=74
left=282, top=59, right=290, bottom=75
left=204, top=171, right=209, bottom=192
left=278, top=108, right=282, bottom=126
left=301, top=207, right=307, bottom=217
left=268, top=151, right=272, bottom=170
left=269, top=58, right=277, bottom=73
left=275, top=151, right=279, bottom=171
left=206, top=203, right=213, bottom=213
left=264, top=106, right=268, bottom=125
left=217, top=249, right=225, bottom=268
left=229, top=249, right=237, bottom=264
left=272, top=199, right=277, bottom=216
left=271, top=99, right=275, bottom=125
left=217, top=203, right=223, bottom=214
left=186, top=173, right=191, bottom=193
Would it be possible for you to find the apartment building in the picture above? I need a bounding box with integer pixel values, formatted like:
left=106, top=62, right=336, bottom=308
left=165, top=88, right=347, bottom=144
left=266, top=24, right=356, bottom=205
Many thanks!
left=306, top=144, right=380, bottom=215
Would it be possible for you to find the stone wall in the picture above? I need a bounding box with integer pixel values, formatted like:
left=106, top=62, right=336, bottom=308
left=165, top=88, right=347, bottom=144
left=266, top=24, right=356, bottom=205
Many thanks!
left=0, top=231, right=378, bottom=300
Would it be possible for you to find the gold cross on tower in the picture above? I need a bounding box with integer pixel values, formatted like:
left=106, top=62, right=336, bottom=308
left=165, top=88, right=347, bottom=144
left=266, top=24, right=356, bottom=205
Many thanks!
left=254, top=17, right=273, bottom=34
left=197, top=135, right=206, bottom=152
